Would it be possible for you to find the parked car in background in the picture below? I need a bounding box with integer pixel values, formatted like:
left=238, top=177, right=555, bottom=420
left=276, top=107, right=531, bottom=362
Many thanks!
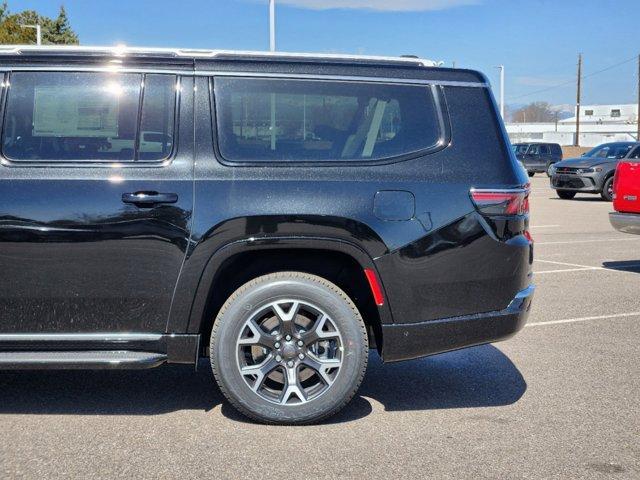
left=550, top=142, right=640, bottom=201
left=609, top=160, right=640, bottom=234
left=512, top=142, right=563, bottom=177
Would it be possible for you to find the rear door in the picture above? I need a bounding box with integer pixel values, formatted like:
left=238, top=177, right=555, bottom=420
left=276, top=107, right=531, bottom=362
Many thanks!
left=523, top=144, right=540, bottom=169
left=538, top=144, right=551, bottom=169
left=0, top=69, right=194, bottom=333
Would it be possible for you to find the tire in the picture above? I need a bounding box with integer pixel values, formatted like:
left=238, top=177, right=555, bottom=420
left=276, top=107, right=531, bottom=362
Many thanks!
left=210, top=271, right=368, bottom=425
left=556, top=190, right=576, bottom=200
left=528, top=171, right=535, bottom=177
left=601, top=176, right=614, bottom=202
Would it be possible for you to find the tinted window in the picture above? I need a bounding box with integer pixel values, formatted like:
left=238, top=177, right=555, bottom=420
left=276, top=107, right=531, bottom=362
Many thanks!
left=586, top=144, right=634, bottom=159
left=3, top=72, right=139, bottom=161
left=214, top=77, right=441, bottom=162
left=539, top=145, right=550, bottom=154
left=139, top=74, right=176, bottom=161
left=513, top=144, right=529, bottom=154
left=550, top=144, right=562, bottom=155
left=2, top=72, right=177, bottom=162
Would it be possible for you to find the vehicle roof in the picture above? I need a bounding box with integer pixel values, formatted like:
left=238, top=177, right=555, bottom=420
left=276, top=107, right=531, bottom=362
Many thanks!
left=0, top=45, right=488, bottom=84
left=513, top=142, right=560, bottom=146
left=593, top=142, right=640, bottom=147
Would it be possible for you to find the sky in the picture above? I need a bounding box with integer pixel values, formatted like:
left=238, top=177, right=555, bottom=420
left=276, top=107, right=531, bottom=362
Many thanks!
left=7, top=0, right=640, bottom=108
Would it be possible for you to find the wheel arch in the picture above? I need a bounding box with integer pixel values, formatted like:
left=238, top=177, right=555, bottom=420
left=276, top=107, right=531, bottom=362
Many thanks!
left=186, top=237, right=393, bottom=355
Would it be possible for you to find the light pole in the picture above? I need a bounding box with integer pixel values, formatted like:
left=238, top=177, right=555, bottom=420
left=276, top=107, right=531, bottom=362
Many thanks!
left=21, top=24, right=41, bottom=45
left=269, top=0, right=276, bottom=52
left=495, top=65, right=505, bottom=119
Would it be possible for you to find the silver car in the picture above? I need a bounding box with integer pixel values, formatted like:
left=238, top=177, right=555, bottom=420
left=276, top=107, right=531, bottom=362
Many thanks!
left=550, top=142, right=640, bottom=201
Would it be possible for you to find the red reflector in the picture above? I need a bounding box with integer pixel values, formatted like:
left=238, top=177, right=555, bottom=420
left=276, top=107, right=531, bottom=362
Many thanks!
left=470, top=185, right=530, bottom=215
left=364, top=268, right=385, bottom=306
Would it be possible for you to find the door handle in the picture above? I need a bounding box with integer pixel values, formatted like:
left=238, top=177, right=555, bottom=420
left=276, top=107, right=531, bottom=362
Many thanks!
left=121, top=191, right=178, bottom=206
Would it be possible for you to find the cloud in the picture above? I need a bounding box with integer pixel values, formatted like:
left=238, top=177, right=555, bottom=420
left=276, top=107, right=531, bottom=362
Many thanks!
left=266, top=0, right=481, bottom=12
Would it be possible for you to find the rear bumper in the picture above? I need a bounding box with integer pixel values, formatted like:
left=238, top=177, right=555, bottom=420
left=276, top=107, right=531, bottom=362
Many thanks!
left=609, top=212, right=640, bottom=235
left=381, top=285, right=534, bottom=362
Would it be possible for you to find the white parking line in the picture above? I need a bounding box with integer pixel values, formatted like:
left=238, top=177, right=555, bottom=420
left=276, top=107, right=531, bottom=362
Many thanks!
left=534, top=267, right=600, bottom=274
left=533, top=259, right=640, bottom=275
left=534, top=259, right=600, bottom=274
left=536, top=237, right=640, bottom=245
left=526, top=311, right=640, bottom=327
left=536, top=259, right=593, bottom=268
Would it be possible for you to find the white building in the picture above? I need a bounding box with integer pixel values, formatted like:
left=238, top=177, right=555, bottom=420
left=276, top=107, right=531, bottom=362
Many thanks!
left=506, top=104, right=639, bottom=147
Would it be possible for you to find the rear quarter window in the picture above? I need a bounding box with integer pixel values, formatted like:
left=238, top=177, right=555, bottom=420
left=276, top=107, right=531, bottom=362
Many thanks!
left=213, top=77, right=443, bottom=163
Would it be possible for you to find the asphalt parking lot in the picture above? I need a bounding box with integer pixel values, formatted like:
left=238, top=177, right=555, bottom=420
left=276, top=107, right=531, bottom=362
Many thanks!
left=1, top=175, right=639, bottom=479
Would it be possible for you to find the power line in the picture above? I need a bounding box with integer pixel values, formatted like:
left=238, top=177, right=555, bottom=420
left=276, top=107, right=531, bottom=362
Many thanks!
left=507, top=54, right=638, bottom=102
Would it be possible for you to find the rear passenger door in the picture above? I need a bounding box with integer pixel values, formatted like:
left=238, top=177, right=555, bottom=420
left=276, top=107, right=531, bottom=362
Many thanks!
left=0, top=70, right=194, bottom=333
left=538, top=144, right=552, bottom=168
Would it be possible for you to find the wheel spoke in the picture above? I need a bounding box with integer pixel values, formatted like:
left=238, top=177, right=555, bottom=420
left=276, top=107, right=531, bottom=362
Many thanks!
left=237, top=319, right=276, bottom=349
left=302, top=351, right=341, bottom=386
left=240, top=355, right=279, bottom=392
left=272, top=301, right=300, bottom=337
left=281, top=365, right=307, bottom=404
left=300, top=314, right=339, bottom=345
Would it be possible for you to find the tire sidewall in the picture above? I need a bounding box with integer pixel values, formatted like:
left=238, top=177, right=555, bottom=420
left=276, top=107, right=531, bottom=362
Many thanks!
left=602, top=177, right=614, bottom=201
left=211, top=275, right=367, bottom=424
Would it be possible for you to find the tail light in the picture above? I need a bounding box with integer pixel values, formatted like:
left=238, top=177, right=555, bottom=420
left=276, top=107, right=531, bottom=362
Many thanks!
left=470, top=185, right=531, bottom=242
left=470, top=186, right=530, bottom=216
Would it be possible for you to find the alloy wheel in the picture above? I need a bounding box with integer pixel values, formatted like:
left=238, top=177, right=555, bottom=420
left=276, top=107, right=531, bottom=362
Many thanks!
left=236, top=299, right=343, bottom=405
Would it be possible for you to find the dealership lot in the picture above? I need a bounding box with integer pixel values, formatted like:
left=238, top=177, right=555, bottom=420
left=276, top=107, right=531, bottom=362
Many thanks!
left=0, top=175, right=638, bottom=479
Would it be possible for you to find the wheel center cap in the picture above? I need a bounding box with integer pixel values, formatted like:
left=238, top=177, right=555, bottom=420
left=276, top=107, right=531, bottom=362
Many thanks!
left=281, top=341, right=297, bottom=360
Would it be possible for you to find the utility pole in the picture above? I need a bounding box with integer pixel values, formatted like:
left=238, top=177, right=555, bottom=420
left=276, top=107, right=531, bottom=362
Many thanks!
left=21, top=24, right=41, bottom=45
left=495, top=65, right=505, bottom=119
left=575, top=53, right=582, bottom=147
left=269, top=0, right=276, bottom=52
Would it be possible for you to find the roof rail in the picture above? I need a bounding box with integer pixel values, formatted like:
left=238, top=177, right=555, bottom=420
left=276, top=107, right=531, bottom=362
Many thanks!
left=0, top=44, right=438, bottom=67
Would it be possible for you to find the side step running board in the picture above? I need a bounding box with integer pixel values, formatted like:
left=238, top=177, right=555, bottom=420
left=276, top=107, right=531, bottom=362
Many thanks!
left=0, top=351, right=167, bottom=370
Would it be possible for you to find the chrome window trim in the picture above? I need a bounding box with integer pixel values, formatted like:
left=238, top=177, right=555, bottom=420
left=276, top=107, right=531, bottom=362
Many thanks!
left=0, top=66, right=487, bottom=88
left=200, top=70, right=487, bottom=88
left=0, top=65, right=189, bottom=75
left=210, top=77, right=452, bottom=167
left=0, top=333, right=163, bottom=342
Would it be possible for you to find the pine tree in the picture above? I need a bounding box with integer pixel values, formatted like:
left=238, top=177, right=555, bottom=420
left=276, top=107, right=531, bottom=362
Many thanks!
left=46, top=6, right=79, bottom=44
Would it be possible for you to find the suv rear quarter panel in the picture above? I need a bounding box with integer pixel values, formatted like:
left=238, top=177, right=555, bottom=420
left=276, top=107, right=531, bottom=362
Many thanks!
left=170, top=68, right=531, bottom=333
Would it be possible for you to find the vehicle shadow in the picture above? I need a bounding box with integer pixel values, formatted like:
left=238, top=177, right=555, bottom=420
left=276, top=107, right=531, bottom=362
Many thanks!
left=330, top=344, right=526, bottom=423
left=0, top=344, right=526, bottom=423
left=602, top=260, right=640, bottom=274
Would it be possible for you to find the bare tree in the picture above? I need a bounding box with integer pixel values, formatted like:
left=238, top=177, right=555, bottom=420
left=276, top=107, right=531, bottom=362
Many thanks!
left=511, top=102, right=555, bottom=123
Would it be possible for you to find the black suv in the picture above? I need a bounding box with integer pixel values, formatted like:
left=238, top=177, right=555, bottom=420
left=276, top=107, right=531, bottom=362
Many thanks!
left=513, top=142, right=563, bottom=176
left=0, top=46, right=534, bottom=424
